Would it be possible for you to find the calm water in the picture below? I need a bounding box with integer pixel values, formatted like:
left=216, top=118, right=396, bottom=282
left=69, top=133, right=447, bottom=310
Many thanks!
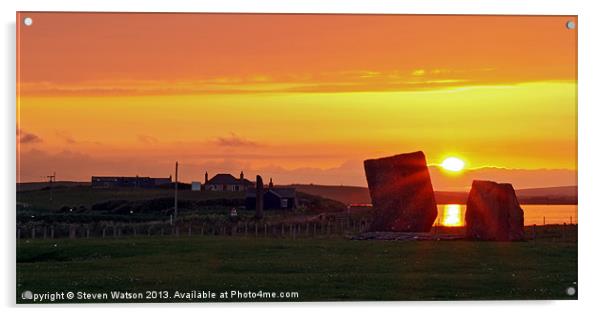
left=435, top=204, right=578, bottom=227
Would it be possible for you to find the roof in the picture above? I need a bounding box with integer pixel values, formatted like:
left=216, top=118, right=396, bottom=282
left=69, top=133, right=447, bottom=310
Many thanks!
left=207, top=173, right=252, bottom=186
left=245, top=187, right=297, bottom=199
left=270, top=188, right=296, bottom=198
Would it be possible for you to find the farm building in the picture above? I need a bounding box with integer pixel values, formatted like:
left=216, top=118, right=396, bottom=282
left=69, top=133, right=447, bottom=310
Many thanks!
left=191, top=181, right=202, bottom=191
left=245, top=178, right=298, bottom=210
left=204, top=171, right=253, bottom=192
left=91, top=175, right=172, bottom=188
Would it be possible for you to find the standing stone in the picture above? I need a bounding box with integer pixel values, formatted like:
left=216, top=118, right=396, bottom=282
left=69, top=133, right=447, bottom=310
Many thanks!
left=465, top=180, right=524, bottom=241
left=255, top=175, right=264, bottom=219
left=363, top=151, right=438, bottom=232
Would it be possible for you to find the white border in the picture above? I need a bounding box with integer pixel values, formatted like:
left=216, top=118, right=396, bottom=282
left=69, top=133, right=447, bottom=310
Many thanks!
left=2, top=1, right=601, bottom=315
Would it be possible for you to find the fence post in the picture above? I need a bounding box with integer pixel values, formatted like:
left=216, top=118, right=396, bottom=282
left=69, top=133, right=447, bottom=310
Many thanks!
left=562, top=223, right=566, bottom=241
left=532, top=224, right=537, bottom=241
left=50, top=226, right=54, bottom=239
left=102, top=227, right=106, bottom=239
left=86, top=226, right=90, bottom=239
left=188, top=224, right=192, bottom=237
left=31, top=226, right=36, bottom=240
left=244, top=222, right=248, bottom=236
left=264, top=223, right=268, bottom=238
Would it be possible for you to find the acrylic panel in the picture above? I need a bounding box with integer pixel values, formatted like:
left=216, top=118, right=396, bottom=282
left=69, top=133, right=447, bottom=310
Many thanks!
left=16, top=12, right=577, bottom=303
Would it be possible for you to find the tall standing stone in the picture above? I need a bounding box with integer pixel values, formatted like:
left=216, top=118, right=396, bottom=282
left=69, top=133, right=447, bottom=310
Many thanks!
left=363, top=151, right=438, bottom=232
left=255, top=175, right=264, bottom=219
left=465, top=180, right=524, bottom=241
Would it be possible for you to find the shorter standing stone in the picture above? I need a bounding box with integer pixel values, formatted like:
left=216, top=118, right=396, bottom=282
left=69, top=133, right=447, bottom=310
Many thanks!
left=465, top=180, right=524, bottom=241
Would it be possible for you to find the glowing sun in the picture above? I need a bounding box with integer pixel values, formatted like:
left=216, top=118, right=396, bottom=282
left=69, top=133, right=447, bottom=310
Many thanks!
left=441, top=157, right=465, bottom=172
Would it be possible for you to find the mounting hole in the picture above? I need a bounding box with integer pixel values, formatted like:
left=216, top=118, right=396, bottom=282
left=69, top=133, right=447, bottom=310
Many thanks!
left=566, top=286, right=576, bottom=296
left=23, top=17, right=33, bottom=26
left=566, top=20, right=575, bottom=30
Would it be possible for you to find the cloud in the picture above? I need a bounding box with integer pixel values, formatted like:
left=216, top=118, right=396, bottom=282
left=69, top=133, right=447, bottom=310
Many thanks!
left=137, top=135, right=159, bottom=144
left=428, top=166, right=577, bottom=191
left=55, top=130, right=76, bottom=144
left=16, top=147, right=578, bottom=190
left=17, top=129, right=42, bottom=144
left=17, top=149, right=174, bottom=182
left=18, top=68, right=569, bottom=97
left=213, top=133, right=261, bottom=147
left=412, top=69, right=426, bottom=76
left=55, top=130, right=102, bottom=145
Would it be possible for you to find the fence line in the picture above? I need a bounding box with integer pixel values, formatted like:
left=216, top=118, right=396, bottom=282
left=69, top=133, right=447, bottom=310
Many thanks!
left=16, top=218, right=374, bottom=241
left=16, top=218, right=577, bottom=242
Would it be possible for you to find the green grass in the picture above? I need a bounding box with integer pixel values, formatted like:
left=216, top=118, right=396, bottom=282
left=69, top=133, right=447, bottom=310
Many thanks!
left=16, top=236, right=577, bottom=303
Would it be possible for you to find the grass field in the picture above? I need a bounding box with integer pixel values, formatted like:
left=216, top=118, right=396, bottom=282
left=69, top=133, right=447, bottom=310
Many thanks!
left=16, top=236, right=577, bottom=303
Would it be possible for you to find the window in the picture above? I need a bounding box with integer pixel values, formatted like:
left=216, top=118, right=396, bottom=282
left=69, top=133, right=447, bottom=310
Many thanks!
left=281, top=199, right=288, bottom=208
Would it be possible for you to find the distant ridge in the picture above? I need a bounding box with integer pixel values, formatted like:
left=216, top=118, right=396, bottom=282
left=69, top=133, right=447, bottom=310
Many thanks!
left=17, top=181, right=89, bottom=192
left=17, top=181, right=577, bottom=205
left=291, top=184, right=577, bottom=205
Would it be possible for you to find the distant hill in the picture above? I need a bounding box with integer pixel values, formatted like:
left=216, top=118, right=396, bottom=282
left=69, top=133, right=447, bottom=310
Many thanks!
left=516, top=186, right=577, bottom=197
left=17, top=181, right=89, bottom=192
left=16, top=183, right=347, bottom=224
left=17, top=182, right=577, bottom=206
left=515, top=186, right=578, bottom=205
left=290, top=184, right=370, bottom=205
left=292, top=184, right=577, bottom=205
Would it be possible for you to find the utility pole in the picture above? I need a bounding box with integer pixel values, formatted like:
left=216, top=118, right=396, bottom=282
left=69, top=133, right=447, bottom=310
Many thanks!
left=174, top=161, right=178, bottom=223
left=46, top=172, right=56, bottom=201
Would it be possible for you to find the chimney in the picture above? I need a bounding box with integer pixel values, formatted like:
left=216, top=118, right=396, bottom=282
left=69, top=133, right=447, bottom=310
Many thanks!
left=269, top=177, right=274, bottom=189
left=204, top=171, right=208, bottom=184
left=240, top=171, right=244, bottom=181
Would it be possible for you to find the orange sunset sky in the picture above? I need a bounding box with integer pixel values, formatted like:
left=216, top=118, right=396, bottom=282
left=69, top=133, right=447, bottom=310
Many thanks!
left=16, top=13, right=577, bottom=191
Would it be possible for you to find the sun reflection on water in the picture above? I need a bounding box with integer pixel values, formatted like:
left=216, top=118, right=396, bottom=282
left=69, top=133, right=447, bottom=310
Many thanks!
left=441, top=204, right=464, bottom=227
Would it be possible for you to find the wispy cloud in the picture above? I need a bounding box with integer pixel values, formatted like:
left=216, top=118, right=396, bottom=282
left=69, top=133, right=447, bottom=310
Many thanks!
left=55, top=130, right=101, bottom=145
left=55, top=130, right=76, bottom=144
left=18, top=67, right=572, bottom=97
left=137, top=135, right=159, bottom=144
left=17, top=129, right=42, bottom=144
left=412, top=69, right=426, bottom=76
left=213, top=133, right=261, bottom=148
